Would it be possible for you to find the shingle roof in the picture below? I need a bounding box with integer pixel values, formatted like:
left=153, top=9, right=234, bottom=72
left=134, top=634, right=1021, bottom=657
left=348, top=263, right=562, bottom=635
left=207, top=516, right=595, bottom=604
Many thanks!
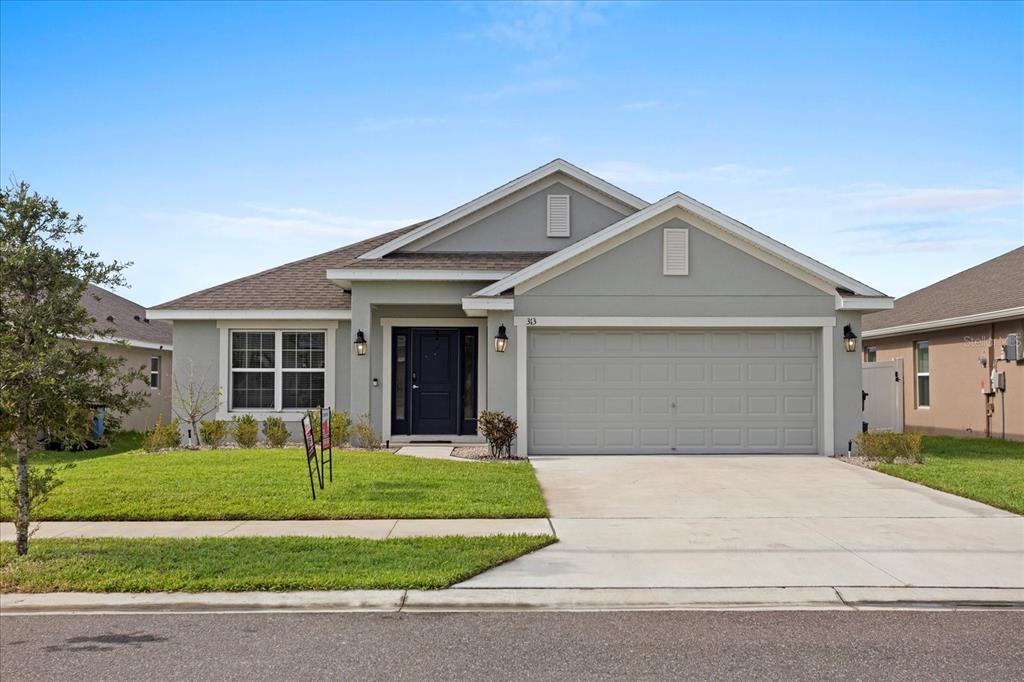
left=151, top=222, right=551, bottom=311
left=83, top=284, right=173, bottom=345
left=862, top=246, right=1024, bottom=332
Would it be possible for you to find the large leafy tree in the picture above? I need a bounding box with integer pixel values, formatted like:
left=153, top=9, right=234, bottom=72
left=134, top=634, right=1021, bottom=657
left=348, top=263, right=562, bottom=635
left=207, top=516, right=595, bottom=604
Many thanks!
left=1, top=180, right=146, bottom=555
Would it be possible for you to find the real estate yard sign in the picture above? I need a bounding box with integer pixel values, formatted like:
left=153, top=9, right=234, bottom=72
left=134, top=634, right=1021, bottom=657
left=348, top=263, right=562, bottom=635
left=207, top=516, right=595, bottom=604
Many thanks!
left=320, top=406, right=333, bottom=484
left=301, top=414, right=321, bottom=499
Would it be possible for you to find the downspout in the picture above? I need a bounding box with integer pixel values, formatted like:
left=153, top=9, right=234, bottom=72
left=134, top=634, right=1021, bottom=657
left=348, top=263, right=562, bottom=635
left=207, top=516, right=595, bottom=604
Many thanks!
left=986, top=323, right=996, bottom=438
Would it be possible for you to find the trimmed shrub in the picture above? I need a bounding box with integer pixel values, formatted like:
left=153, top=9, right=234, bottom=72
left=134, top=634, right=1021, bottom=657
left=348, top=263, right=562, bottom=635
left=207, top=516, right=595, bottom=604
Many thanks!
left=262, top=416, right=289, bottom=448
left=199, top=420, right=228, bottom=449
left=478, top=410, right=518, bottom=459
left=143, top=418, right=181, bottom=452
left=855, top=431, right=924, bottom=464
left=232, top=414, right=259, bottom=448
left=351, top=413, right=381, bottom=450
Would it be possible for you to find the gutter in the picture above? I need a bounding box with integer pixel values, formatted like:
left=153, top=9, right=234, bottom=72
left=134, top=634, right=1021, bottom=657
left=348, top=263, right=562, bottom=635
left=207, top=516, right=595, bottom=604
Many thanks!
left=862, top=306, right=1024, bottom=339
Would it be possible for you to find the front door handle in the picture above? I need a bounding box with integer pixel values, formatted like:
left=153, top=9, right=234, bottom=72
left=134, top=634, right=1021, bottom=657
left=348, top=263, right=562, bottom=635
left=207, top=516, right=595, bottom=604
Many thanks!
left=412, top=384, right=420, bottom=389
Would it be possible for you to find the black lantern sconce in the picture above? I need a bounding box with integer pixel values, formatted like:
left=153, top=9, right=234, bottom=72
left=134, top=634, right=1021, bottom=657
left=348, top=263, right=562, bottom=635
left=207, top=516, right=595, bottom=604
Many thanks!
left=842, top=324, right=857, bottom=353
left=494, top=324, right=509, bottom=353
left=354, top=330, right=367, bottom=356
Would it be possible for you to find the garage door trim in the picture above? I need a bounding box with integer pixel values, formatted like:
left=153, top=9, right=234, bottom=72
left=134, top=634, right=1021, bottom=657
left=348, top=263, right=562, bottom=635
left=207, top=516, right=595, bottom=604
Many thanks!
left=514, top=316, right=836, bottom=457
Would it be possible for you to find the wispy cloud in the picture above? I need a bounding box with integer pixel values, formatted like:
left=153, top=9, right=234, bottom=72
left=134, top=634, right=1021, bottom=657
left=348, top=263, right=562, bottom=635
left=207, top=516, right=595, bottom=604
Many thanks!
left=589, top=160, right=793, bottom=186
left=858, top=187, right=1022, bottom=214
left=468, top=1, right=608, bottom=52
left=839, top=219, right=1019, bottom=255
left=620, top=99, right=668, bottom=111
left=467, top=78, right=574, bottom=101
left=355, top=115, right=446, bottom=132
left=146, top=205, right=421, bottom=240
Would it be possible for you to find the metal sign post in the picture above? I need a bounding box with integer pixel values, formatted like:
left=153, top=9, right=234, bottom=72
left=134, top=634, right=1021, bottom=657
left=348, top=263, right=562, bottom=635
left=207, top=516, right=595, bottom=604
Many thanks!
left=320, top=406, right=333, bottom=484
left=301, top=414, right=321, bottom=499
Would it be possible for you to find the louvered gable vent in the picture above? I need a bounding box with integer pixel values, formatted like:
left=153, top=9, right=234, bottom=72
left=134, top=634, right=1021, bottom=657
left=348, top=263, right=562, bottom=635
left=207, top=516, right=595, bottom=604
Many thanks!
left=663, top=228, right=689, bottom=275
left=547, top=194, right=570, bottom=237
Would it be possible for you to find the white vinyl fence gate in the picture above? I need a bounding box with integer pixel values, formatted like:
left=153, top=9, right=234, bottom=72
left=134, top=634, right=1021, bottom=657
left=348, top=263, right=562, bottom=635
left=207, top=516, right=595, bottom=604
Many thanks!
left=862, top=359, right=904, bottom=433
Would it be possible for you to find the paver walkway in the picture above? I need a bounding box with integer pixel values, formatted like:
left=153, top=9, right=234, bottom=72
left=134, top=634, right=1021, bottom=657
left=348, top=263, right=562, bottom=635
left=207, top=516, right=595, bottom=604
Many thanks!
left=0, top=518, right=552, bottom=541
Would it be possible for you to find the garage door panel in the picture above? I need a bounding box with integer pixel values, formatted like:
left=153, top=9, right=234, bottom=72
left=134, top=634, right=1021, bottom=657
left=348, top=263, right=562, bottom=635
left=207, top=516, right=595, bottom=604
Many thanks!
left=528, top=329, right=820, bottom=455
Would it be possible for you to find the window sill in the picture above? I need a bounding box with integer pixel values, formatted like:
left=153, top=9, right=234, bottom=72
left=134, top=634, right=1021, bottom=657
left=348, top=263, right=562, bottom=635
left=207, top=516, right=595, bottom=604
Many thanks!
left=216, top=411, right=317, bottom=423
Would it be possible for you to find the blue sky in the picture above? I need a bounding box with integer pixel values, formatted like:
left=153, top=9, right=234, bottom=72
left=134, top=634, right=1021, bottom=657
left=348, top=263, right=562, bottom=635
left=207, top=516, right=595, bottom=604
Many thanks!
left=2, top=1, right=1021, bottom=305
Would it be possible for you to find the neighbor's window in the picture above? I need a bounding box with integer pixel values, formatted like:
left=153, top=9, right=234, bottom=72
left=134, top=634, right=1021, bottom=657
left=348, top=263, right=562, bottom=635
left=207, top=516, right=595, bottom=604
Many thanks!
left=915, top=341, right=930, bottom=408
left=281, top=331, right=326, bottom=409
left=864, top=346, right=877, bottom=363
left=231, top=331, right=276, bottom=409
left=150, top=356, right=161, bottom=389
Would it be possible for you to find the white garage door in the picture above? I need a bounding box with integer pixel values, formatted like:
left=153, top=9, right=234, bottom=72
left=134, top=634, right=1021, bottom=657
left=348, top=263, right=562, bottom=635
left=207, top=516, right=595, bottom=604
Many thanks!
left=527, top=329, right=820, bottom=454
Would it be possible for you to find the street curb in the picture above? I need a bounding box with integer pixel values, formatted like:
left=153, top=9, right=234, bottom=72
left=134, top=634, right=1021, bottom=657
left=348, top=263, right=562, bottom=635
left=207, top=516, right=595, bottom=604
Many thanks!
left=2, top=587, right=1022, bottom=614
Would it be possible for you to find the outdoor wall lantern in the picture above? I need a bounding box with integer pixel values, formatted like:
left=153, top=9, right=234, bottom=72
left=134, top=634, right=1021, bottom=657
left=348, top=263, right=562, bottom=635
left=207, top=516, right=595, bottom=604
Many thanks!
left=354, top=330, right=367, bottom=356
left=843, top=324, right=858, bottom=353
left=494, top=324, right=509, bottom=353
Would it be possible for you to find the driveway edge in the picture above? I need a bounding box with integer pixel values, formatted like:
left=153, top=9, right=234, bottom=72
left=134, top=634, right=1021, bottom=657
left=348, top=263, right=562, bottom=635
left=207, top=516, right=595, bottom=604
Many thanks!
left=3, top=587, right=1021, bottom=614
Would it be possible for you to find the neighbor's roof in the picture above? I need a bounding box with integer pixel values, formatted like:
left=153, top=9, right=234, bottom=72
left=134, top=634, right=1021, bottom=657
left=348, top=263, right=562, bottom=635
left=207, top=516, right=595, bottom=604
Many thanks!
left=863, top=246, right=1024, bottom=334
left=82, top=284, right=173, bottom=346
left=150, top=222, right=551, bottom=311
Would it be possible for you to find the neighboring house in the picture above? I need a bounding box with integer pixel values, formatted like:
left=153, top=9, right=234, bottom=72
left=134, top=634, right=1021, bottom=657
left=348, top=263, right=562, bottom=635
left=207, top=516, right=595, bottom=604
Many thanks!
left=81, top=284, right=173, bottom=432
left=862, top=247, right=1024, bottom=442
left=149, top=159, right=892, bottom=456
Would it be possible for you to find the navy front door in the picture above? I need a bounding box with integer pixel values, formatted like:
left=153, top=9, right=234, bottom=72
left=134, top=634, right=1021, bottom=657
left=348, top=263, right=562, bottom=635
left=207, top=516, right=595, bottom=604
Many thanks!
left=410, top=329, right=459, bottom=435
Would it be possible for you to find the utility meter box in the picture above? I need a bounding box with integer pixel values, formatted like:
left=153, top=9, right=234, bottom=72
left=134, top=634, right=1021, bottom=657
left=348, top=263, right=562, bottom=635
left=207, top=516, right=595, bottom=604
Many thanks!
left=995, top=371, right=1006, bottom=392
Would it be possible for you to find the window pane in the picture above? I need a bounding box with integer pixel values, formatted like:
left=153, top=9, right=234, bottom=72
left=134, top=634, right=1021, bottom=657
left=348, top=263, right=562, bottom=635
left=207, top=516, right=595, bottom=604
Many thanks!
left=232, top=332, right=275, bottom=368
left=282, top=332, right=325, bottom=369
left=916, top=341, right=929, bottom=373
left=394, top=334, right=406, bottom=421
left=917, top=375, right=930, bottom=407
left=282, top=371, right=325, bottom=409
left=864, top=347, right=876, bottom=363
left=231, top=372, right=275, bottom=409
left=463, top=335, right=475, bottom=420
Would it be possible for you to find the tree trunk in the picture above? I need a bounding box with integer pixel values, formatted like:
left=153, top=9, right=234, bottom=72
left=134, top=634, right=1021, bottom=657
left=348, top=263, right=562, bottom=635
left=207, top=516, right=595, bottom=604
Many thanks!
left=15, top=430, right=30, bottom=556
left=191, top=418, right=200, bottom=448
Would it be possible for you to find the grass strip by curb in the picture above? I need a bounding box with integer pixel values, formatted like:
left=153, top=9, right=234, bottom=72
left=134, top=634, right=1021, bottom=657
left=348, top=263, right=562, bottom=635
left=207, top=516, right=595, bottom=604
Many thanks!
left=0, top=534, right=555, bottom=593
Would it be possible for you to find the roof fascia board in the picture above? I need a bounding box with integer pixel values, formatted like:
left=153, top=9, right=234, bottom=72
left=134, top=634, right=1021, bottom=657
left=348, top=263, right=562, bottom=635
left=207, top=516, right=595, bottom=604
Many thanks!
left=835, top=295, right=895, bottom=311
left=513, top=316, right=837, bottom=328
left=74, top=335, right=173, bottom=351
left=862, top=306, right=1024, bottom=339
left=406, top=175, right=636, bottom=253
left=325, top=269, right=512, bottom=288
left=476, top=193, right=883, bottom=299
left=147, top=309, right=353, bottom=321
left=461, top=296, right=515, bottom=316
left=357, top=159, right=648, bottom=260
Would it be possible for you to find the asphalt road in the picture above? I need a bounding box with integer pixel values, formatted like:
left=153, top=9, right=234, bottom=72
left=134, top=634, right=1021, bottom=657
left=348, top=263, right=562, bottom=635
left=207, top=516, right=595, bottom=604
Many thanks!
left=2, top=610, right=1021, bottom=681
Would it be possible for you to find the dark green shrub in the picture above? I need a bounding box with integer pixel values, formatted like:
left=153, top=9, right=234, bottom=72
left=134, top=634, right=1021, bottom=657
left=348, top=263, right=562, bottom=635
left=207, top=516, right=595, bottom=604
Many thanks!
left=855, top=432, right=924, bottom=464
left=305, top=409, right=353, bottom=446
left=143, top=418, right=181, bottom=452
left=262, top=416, right=289, bottom=448
left=478, top=410, right=518, bottom=459
left=199, top=419, right=228, bottom=449
left=232, top=414, right=259, bottom=448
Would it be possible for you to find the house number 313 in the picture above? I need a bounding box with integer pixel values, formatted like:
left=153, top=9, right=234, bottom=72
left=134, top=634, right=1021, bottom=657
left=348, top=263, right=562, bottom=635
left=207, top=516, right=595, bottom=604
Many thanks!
left=526, top=318, right=537, bottom=326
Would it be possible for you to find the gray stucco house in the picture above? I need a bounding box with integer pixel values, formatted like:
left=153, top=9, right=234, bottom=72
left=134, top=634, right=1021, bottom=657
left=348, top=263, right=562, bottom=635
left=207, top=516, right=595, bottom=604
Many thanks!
left=149, top=160, right=893, bottom=456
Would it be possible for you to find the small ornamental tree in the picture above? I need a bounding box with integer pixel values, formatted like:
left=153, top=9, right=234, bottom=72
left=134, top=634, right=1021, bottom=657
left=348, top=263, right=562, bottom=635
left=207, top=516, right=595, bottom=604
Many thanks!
left=0, top=181, right=147, bottom=555
left=172, top=359, right=220, bottom=448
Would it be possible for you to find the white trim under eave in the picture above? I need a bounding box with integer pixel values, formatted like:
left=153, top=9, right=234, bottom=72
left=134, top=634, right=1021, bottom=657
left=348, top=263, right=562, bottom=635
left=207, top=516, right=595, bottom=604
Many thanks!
left=462, top=296, right=515, bottom=317
left=862, top=306, right=1024, bottom=339
left=357, top=159, right=649, bottom=260
left=836, top=295, right=895, bottom=311
left=513, top=316, right=837, bottom=328
left=147, top=309, right=353, bottom=320
left=75, top=335, right=173, bottom=351
left=476, top=193, right=886, bottom=299
left=324, top=269, right=512, bottom=288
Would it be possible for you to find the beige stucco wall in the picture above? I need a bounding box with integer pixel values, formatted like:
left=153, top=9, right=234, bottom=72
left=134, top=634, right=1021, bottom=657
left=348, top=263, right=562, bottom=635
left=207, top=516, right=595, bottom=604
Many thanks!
left=81, top=341, right=173, bottom=433
left=866, top=319, right=1024, bottom=441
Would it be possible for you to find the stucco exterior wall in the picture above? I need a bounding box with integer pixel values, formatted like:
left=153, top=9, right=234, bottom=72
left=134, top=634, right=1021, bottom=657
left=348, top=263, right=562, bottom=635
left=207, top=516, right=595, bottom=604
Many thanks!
left=867, top=319, right=1024, bottom=441
left=83, top=341, right=173, bottom=432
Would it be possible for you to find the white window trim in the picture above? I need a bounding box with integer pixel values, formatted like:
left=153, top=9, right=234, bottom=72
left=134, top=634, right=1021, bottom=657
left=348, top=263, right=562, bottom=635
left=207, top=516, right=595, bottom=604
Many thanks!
left=915, top=340, right=930, bottom=409
left=663, top=227, right=689, bottom=275
left=380, top=318, right=487, bottom=443
left=150, top=356, right=161, bottom=390
left=216, top=321, right=337, bottom=421
left=547, top=194, right=571, bottom=237
left=513, top=316, right=836, bottom=457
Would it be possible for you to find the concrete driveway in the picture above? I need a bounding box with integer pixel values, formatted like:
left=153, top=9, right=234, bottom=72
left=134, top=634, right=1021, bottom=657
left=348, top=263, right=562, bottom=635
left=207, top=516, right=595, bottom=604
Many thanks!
left=459, top=456, right=1023, bottom=589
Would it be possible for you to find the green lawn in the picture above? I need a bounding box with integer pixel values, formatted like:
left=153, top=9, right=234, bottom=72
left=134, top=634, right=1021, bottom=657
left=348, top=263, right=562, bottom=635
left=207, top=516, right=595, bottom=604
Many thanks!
left=0, top=534, right=555, bottom=592
left=0, top=435, right=548, bottom=520
left=875, top=436, right=1024, bottom=514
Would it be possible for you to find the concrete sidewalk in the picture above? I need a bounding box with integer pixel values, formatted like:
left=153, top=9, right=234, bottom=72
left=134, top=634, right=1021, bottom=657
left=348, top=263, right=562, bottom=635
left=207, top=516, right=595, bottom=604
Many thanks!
left=2, top=587, right=1021, bottom=614
left=0, top=518, right=552, bottom=541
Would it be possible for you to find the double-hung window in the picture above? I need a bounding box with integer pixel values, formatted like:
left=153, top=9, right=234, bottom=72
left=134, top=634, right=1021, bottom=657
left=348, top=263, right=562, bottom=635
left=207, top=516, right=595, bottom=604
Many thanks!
left=915, top=341, right=930, bottom=408
left=150, top=356, right=161, bottom=389
left=229, top=330, right=326, bottom=411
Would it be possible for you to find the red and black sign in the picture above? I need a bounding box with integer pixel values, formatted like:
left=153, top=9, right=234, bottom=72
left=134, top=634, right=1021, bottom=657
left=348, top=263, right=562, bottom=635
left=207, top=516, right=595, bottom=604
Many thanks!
left=301, top=414, right=321, bottom=500
left=320, top=407, right=333, bottom=484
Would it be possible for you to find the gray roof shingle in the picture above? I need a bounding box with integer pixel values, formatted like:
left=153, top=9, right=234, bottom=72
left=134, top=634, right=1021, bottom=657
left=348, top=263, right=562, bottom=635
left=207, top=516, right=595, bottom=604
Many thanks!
left=83, top=284, right=173, bottom=345
left=862, top=246, right=1024, bottom=332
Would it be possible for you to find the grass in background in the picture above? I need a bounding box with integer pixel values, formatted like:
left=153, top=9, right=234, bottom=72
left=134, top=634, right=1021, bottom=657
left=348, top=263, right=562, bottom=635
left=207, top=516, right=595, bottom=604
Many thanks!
left=0, top=534, right=555, bottom=592
left=876, top=436, right=1024, bottom=514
